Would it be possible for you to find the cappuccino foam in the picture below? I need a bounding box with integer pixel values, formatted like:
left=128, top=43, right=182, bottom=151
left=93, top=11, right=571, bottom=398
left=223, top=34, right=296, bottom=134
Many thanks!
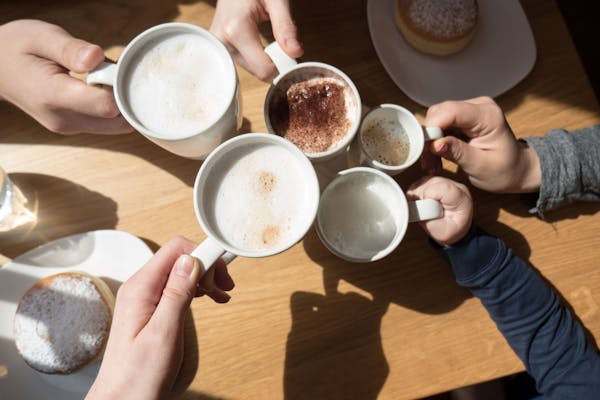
left=319, top=173, right=400, bottom=260
left=204, top=143, right=311, bottom=251
left=269, top=76, right=355, bottom=154
left=361, top=118, right=410, bottom=166
left=126, top=32, right=232, bottom=137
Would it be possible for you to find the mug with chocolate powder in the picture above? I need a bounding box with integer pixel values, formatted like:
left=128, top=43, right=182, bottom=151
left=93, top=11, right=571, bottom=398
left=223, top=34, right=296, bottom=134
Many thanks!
left=264, top=43, right=361, bottom=162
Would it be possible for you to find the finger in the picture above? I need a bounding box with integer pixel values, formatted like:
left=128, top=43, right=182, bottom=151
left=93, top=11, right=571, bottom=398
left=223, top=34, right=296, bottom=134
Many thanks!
left=206, top=289, right=232, bottom=304
left=214, top=261, right=235, bottom=292
left=25, top=21, right=105, bottom=73
left=149, top=255, right=201, bottom=331
left=420, top=149, right=442, bottom=176
left=112, top=237, right=198, bottom=336
left=425, top=100, right=489, bottom=137
left=44, top=109, right=133, bottom=135
left=50, top=74, right=123, bottom=119
left=428, top=136, right=484, bottom=174
left=195, top=259, right=232, bottom=303
left=125, top=237, right=198, bottom=307
left=266, top=0, right=303, bottom=58
left=233, top=29, right=278, bottom=81
left=407, top=176, right=470, bottom=206
left=406, top=175, right=436, bottom=200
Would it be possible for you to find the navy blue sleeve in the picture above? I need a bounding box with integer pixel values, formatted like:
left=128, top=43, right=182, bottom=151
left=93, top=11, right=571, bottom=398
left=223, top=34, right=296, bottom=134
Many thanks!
left=441, top=226, right=600, bottom=399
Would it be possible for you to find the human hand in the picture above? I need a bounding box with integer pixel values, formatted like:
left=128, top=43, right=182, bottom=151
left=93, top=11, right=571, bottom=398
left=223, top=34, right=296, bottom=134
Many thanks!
left=407, top=176, right=473, bottom=246
left=421, top=97, right=540, bottom=193
left=210, top=0, right=303, bottom=81
left=0, top=19, right=132, bottom=134
left=86, top=236, right=234, bottom=400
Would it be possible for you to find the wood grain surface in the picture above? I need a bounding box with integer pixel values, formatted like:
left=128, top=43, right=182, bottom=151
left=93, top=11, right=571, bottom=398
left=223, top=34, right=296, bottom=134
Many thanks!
left=1, top=1, right=599, bottom=399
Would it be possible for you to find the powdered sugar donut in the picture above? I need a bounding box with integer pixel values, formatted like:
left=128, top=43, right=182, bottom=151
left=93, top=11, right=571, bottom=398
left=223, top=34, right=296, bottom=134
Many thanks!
left=395, top=0, right=479, bottom=56
left=13, top=272, right=115, bottom=374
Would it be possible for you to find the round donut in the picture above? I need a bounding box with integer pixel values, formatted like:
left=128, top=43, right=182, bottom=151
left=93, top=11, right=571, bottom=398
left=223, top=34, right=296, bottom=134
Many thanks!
left=13, top=271, right=115, bottom=374
left=395, top=0, right=479, bottom=56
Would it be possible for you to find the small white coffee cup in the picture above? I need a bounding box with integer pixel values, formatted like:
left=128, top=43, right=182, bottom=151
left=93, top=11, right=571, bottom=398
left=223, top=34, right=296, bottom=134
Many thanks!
left=316, top=167, right=443, bottom=263
left=350, top=104, right=443, bottom=175
left=87, top=23, right=241, bottom=160
left=190, top=133, right=320, bottom=273
left=263, top=42, right=362, bottom=162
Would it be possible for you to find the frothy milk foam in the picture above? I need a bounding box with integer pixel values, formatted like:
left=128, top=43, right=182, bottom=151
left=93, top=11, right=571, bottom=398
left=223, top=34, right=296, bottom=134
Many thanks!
left=126, top=32, right=231, bottom=137
left=204, top=143, right=310, bottom=252
left=319, top=173, right=401, bottom=259
left=361, top=117, right=410, bottom=166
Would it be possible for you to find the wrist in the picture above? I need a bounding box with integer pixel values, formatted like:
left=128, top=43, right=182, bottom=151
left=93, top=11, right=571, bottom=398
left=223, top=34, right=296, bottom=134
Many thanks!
left=435, top=223, right=477, bottom=249
left=516, top=141, right=541, bottom=193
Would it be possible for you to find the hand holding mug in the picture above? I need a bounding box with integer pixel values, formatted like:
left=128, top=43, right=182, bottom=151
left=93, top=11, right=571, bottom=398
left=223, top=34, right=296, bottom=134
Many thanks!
left=407, top=176, right=473, bottom=246
left=87, top=23, right=240, bottom=159
left=0, top=19, right=132, bottom=134
left=210, top=0, right=303, bottom=81
left=86, top=236, right=234, bottom=400
left=422, top=97, right=541, bottom=193
left=317, top=167, right=443, bottom=262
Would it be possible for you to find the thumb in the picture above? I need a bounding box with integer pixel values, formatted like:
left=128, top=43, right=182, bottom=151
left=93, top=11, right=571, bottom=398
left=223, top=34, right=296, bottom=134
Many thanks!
left=267, top=0, right=303, bottom=58
left=429, top=136, right=475, bottom=169
left=28, top=22, right=105, bottom=73
left=149, top=255, right=200, bottom=330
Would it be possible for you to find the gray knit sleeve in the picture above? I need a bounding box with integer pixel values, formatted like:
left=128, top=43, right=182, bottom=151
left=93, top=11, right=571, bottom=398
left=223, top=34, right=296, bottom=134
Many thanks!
left=523, top=125, right=600, bottom=215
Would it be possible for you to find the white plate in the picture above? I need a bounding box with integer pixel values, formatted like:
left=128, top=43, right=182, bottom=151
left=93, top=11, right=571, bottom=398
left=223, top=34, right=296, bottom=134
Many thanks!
left=0, top=230, right=153, bottom=399
left=367, top=0, right=537, bottom=106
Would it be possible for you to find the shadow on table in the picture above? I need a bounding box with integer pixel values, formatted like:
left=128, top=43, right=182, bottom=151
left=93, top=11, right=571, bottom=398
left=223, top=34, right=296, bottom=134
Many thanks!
left=0, top=173, right=118, bottom=259
left=287, top=166, right=535, bottom=400
left=0, top=103, right=253, bottom=188
left=1, top=0, right=597, bottom=186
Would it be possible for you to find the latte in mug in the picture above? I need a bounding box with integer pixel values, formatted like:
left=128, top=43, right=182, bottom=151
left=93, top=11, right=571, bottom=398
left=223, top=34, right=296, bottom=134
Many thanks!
left=125, top=32, right=233, bottom=137
left=201, top=141, right=316, bottom=252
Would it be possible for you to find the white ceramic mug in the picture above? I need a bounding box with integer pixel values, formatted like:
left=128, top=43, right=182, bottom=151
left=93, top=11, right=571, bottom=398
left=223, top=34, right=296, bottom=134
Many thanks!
left=190, top=133, right=320, bottom=273
left=263, top=42, right=362, bottom=162
left=350, top=104, right=443, bottom=175
left=316, top=167, right=443, bottom=263
left=87, top=23, right=241, bottom=159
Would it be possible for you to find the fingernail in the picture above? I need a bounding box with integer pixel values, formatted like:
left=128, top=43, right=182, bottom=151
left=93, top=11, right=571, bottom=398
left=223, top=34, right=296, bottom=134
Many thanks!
left=174, top=254, right=194, bottom=277
left=436, top=143, right=448, bottom=153
left=285, top=38, right=301, bottom=50
left=77, top=45, right=95, bottom=69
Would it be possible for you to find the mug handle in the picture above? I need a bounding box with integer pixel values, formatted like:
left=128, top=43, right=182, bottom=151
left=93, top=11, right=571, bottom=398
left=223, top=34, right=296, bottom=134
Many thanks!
left=424, top=126, right=443, bottom=141
left=190, top=236, right=237, bottom=276
left=407, top=199, right=443, bottom=223
left=87, top=62, right=118, bottom=86
left=264, top=42, right=298, bottom=80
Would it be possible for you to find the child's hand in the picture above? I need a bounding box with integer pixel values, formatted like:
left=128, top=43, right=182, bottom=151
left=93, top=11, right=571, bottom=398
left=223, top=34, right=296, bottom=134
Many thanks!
left=407, top=176, right=473, bottom=246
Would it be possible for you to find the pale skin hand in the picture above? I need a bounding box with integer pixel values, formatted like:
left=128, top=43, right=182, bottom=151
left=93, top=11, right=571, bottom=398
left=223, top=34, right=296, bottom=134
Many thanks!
left=210, top=0, right=303, bottom=81
left=422, top=97, right=541, bottom=193
left=85, top=236, right=234, bottom=400
left=407, top=176, right=474, bottom=246
left=0, top=19, right=133, bottom=134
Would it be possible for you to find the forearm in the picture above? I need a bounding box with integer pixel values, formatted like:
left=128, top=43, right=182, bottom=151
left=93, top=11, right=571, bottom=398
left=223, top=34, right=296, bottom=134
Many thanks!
left=442, top=226, right=600, bottom=398
left=524, top=126, right=600, bottom=215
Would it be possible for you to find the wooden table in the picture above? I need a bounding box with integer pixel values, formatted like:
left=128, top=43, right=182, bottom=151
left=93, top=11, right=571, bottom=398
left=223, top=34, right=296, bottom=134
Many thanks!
left=1, top=1, right=599, bottom=399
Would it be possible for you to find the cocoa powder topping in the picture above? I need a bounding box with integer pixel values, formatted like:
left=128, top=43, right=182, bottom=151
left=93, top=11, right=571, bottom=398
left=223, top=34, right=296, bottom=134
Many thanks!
left=269, top=78, right=351, bottom=153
